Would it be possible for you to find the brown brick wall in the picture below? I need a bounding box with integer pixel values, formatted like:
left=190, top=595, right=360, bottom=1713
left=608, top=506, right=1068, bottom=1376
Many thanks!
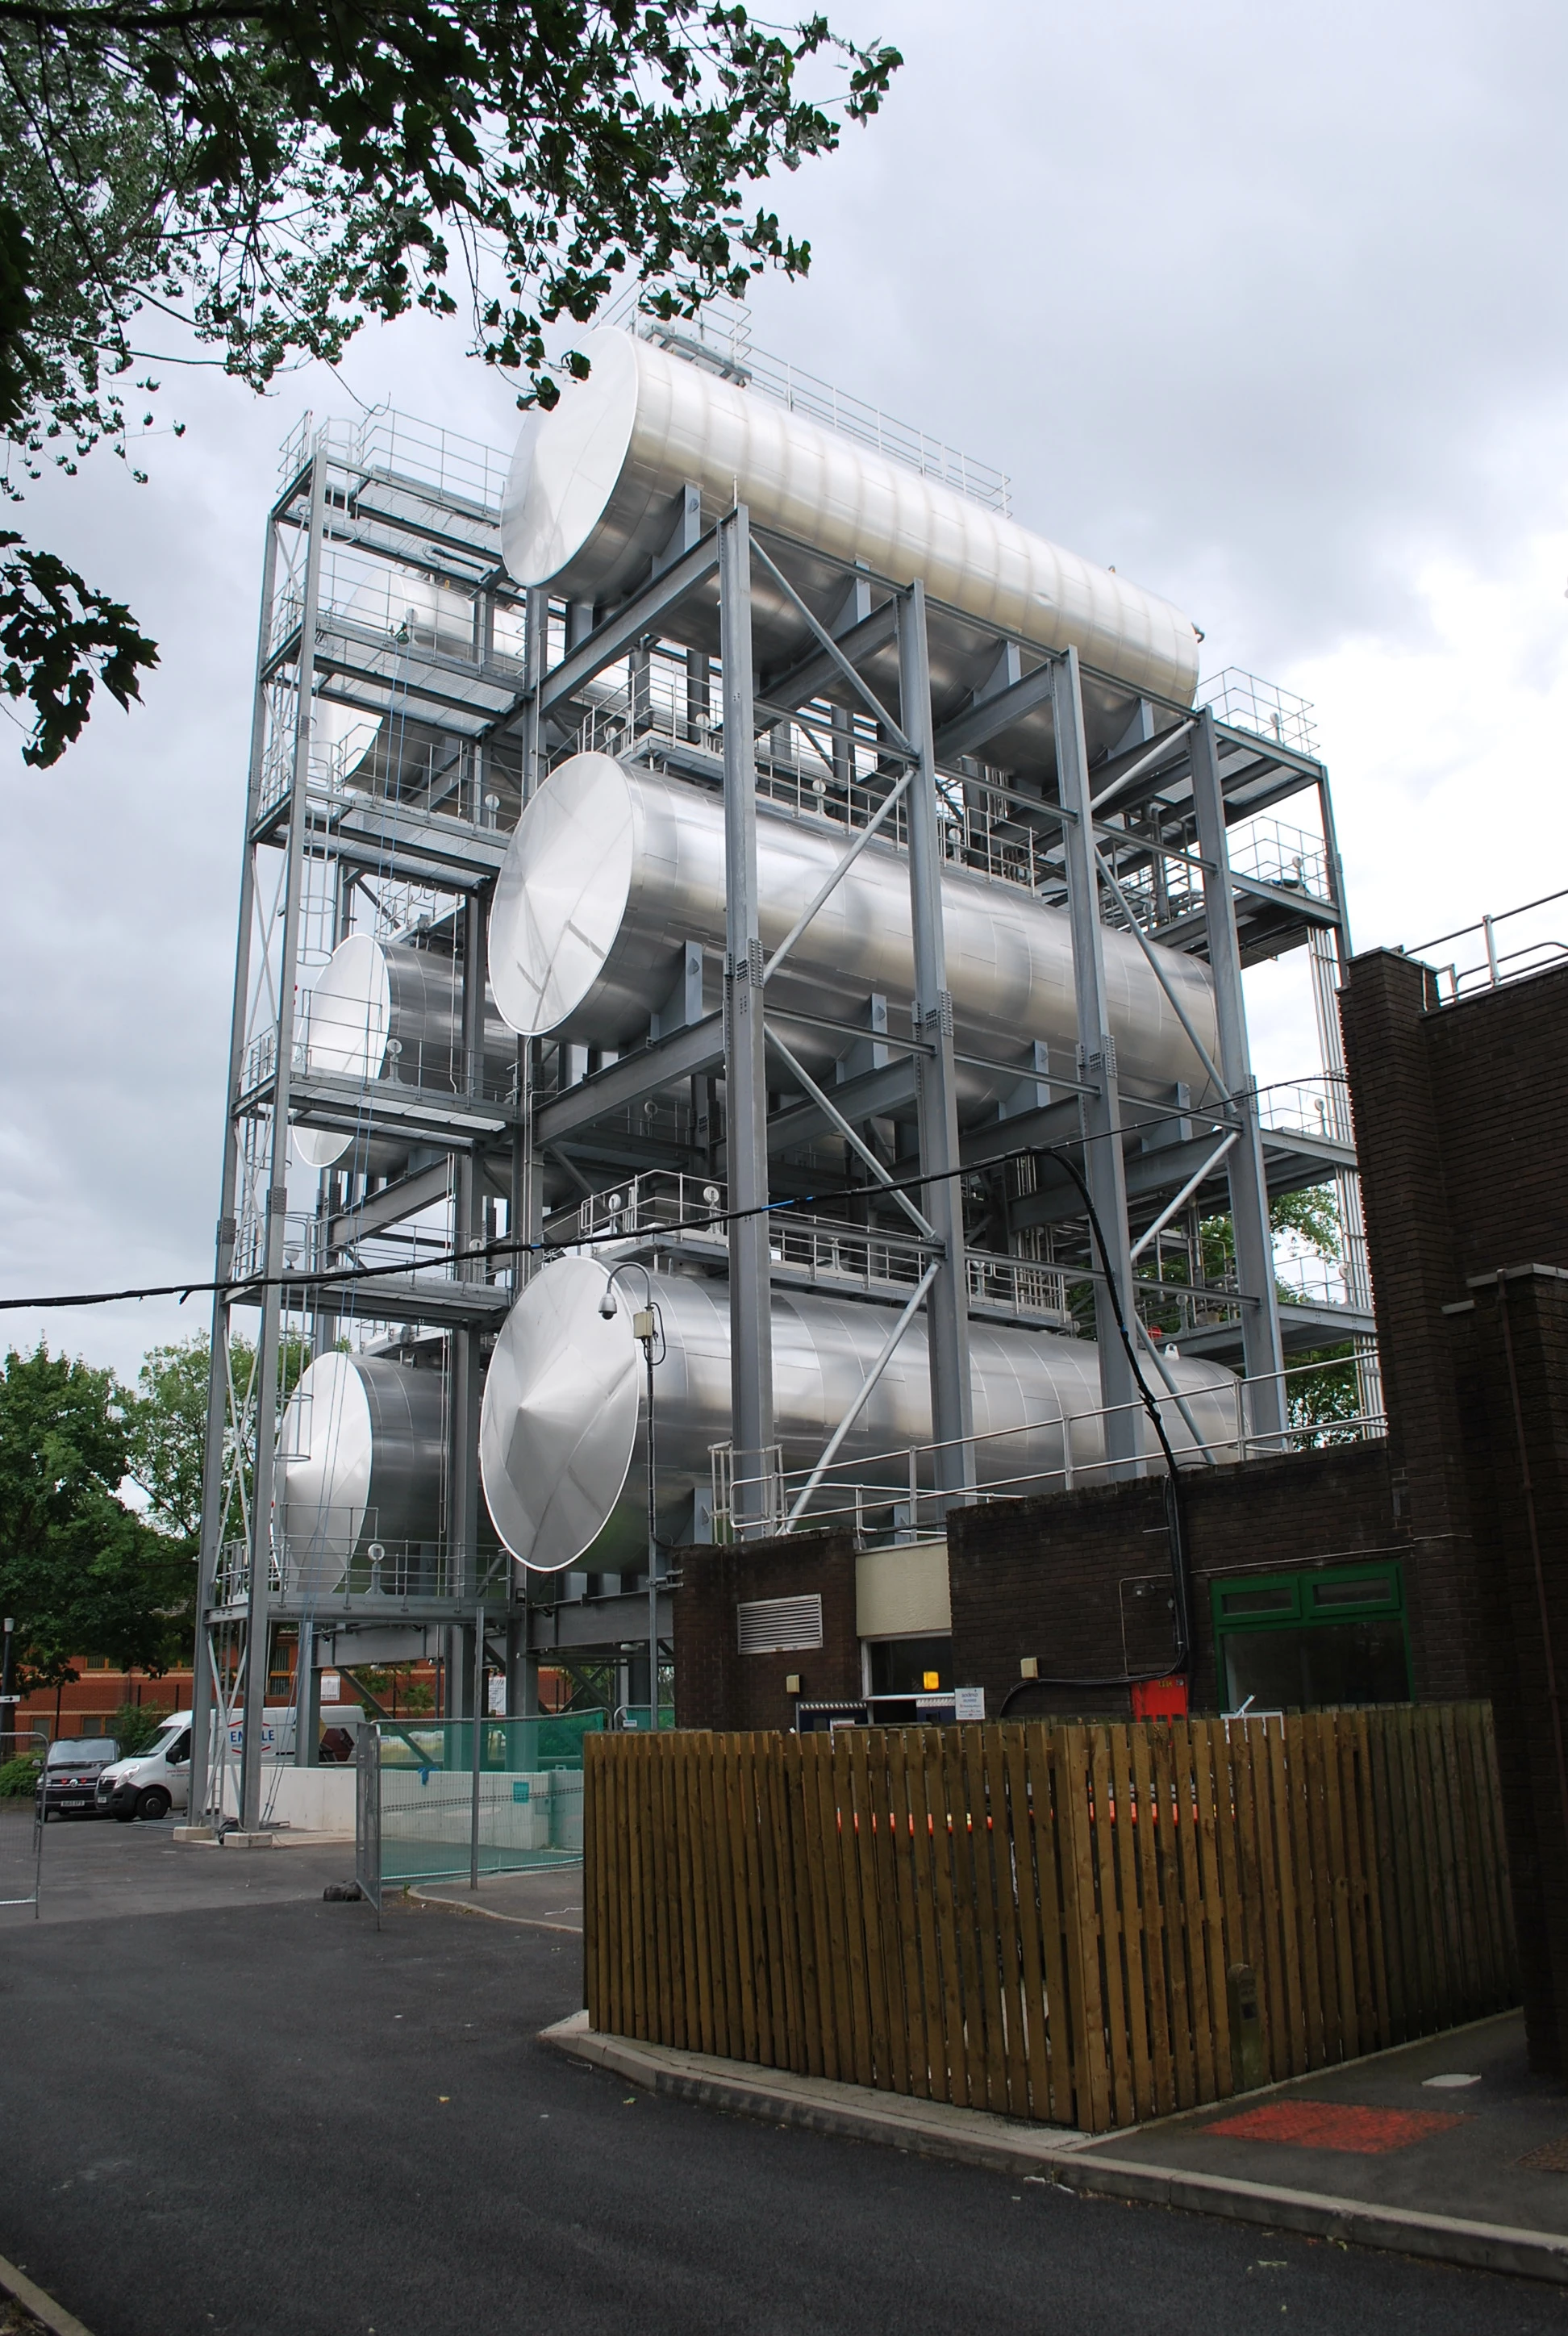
left=1340, top=953, right=1568, bottom=1700
left=1448, top=1267, right=1568, bottom=2074
left=671, top=1529, right=861, bottom=1730
left=949, top=1442, right=1406, bottom=1718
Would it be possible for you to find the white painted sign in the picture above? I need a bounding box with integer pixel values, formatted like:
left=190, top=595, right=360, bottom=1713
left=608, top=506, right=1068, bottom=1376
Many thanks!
left=953, top=1687, right=986, bottom=1722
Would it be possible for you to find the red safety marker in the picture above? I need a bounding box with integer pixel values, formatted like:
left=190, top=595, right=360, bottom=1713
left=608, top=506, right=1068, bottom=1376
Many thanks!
left=1201, top=2100, right=1466, bottom=2155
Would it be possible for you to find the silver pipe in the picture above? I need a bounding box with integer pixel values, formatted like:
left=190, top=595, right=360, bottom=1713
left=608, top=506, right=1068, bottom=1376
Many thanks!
left=477, top=1254, right=1241, bottom=1572
left=489, top=755, right=1222, bottom=1112
left=500, top=328, right=1201, bottom=711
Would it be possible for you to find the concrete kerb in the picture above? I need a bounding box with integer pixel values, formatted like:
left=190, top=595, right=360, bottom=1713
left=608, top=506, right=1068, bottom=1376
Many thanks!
left=541, top=2013, right=1568, bottom=2289
left=0, top=2246, right=96, bottom=2336
left=405, top=1885, right=582, bottom=1936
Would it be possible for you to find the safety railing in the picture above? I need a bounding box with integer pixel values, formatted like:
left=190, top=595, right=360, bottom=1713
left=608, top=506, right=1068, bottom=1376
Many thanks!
left=278, top=406, right=512, bottom=519
left=1257, top=1072, right=1353, bottom=1145
left=1201, top=667, right=1319, bottom=757
left=711, top=1349, right=1385, bottom=1541
left=1407, top=886, right=1568, bottom=1003
left=215, top=1531, right=506, bottom=1607
left=241, top=994, right=521, bottom=1114
left=577, top=1171, right=1073, bottom=1324
left=1228, top=815, right=1330, bottom=900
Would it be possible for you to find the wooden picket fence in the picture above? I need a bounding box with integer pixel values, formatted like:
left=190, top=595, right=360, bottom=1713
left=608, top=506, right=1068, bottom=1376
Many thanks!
left=582, top=1705, right=1516, bottom=2132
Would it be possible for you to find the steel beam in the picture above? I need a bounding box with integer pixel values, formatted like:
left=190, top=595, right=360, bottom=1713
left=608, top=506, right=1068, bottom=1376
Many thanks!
left=899, top=582, right=974, bottom=1500
left=1053, top=645, right=1141, bottom=1475
left=534, top=1015, right=725, bottom=1146
left=538, top=535, right=720, bottom=720
left=933, top=654, right=1055, bottom=765
left=719, top=509, right=776, bottom=1533
left=1189, top=707, right=1287, bottom=1442
left=758, top=599, right=899, bottom=719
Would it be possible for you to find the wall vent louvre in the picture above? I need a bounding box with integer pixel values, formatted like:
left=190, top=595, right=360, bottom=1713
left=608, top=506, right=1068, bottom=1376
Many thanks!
left=737, top=1593, right=824, bottom=1655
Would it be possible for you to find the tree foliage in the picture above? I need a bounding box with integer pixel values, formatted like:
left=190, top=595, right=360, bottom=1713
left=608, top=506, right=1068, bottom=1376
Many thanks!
left=0, top=0, right=899, bottom=763
left=0, top=1341, right=187, bottom=1685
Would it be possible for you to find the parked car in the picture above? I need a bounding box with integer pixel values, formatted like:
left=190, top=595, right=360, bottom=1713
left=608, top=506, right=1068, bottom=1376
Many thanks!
left=37, top=1737, right=121, bottom=1820
left=96, top=1716, right=191, bottom=1823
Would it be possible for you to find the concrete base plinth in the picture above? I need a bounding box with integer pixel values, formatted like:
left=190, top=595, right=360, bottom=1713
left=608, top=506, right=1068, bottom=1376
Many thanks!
left=223, top=1830, right=274, bottom=1849
left=172, top=1824, right=216, bottom=1845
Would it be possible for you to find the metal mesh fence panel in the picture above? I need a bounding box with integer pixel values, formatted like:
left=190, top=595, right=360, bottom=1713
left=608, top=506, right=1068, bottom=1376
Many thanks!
left=375, top=1715, right=601, bottom=1887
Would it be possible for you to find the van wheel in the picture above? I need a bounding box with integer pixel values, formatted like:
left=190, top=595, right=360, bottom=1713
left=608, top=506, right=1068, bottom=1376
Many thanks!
left=137, top=1788, right=171, bottom=1822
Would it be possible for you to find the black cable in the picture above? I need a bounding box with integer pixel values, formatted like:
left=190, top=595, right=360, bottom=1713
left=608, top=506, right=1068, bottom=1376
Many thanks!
left=0, top=1075, right=1325, bottom=1317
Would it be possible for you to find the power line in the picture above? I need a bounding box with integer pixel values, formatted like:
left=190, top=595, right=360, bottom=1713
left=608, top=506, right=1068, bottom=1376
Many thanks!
left=0, top=1075, right=1345, bottom=1316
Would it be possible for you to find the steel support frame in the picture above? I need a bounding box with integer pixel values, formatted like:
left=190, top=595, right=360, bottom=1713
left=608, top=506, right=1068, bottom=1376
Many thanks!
left=190, top=483, right=286, bottom=1832
left=719, top=508, right=777, bottom=1533
left=1189, top=707, right=1287, bottom=1443
left=898, top=582, right=975, bottom=1499
left=239, top=436, right=329, bottom=1831
left=1053, top=646, right=1142, bottom=1474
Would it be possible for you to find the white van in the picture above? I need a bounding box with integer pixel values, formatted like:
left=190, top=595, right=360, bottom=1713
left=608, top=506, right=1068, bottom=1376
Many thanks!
left=96, top=1713, right=193, bottom=1821
left=95, top=1705, right=370, bottom=1821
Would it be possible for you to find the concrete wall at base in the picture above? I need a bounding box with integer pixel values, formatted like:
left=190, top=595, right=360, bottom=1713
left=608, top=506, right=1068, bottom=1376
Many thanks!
left=379, top=1769, right=583, bottom=1857
left=215, top=1763, right=357, bottom=1835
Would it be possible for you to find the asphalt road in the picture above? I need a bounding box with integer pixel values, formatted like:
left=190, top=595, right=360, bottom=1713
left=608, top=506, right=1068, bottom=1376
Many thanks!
left=2, top=1825, right=1566, bottom=2336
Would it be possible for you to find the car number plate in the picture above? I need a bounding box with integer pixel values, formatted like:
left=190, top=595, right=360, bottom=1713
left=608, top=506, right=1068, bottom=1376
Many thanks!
left=59, top=1796, right=89, bottom=1807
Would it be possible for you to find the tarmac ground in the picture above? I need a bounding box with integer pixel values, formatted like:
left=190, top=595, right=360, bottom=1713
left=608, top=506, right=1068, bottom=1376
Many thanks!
left=3, top=1804, right=1568, bottom=2336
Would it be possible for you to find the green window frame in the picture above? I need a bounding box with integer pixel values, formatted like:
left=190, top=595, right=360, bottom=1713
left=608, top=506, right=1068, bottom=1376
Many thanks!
left=1211, top=1560, right=1412, bottom=1700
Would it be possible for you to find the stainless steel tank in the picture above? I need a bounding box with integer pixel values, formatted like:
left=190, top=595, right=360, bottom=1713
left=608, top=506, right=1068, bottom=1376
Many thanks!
left=478, top=1254, right=1239, bottom=1572
left=276, top=1353, right=446, bottom=1592
left=488, top=753, right=1220, bottom=1108
left=294, top=932, right=519, bottom=1169
left=500, top=327, right=1201, bottom=711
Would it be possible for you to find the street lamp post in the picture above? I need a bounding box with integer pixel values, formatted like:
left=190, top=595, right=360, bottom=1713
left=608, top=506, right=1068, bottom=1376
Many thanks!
left=598, top=1264, right=664, bottom=1729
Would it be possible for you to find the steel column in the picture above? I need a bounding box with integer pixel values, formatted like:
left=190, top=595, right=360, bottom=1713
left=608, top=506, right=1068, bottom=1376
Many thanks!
left=719, top=507, right=775, bottom=1533
left=190, top=497, right=279, bottom=1830
left=897, top=582, right=974, bottom=1499
left=448, top=890, right=487, bottom=1598
left=1053, top=646, right=1141, bottom=1474
left=1189, top=707, right=1287, bottom=1443
left=240, top=436, right=327, bottom=1831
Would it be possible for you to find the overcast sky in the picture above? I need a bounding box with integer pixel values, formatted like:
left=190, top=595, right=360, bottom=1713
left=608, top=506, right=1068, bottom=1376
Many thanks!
left=3, top=0, right=1565, bottom=1382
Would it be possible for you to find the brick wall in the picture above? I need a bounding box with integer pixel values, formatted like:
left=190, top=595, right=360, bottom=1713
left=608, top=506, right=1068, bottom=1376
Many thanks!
left=1340, top=953, right=1568, bottom=1699
left=672, top=1530, right=861, bottom=1730
left=949, top=1442, right=1404, bottom=1718
left=1448, top=1267, right=1568, bottom=2074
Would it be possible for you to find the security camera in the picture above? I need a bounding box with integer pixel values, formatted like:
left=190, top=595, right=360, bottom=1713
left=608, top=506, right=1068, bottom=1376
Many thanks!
left=598, top=1290, right=616, bottom=1319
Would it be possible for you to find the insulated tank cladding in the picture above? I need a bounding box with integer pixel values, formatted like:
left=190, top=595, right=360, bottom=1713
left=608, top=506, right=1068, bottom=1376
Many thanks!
left=292, top=932, right=519, bottom=1170
left=489, top=754, right=1220, bottom=1111
left=500, top=328, right=1202, bottom=710
left=478, top=1256, right=1240, bottom=1572
left=276, top=1354, right=447, bottom=1594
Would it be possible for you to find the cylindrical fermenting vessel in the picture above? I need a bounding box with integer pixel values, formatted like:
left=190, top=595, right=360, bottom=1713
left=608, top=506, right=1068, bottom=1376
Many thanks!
left=501, top=329, right=1201, bottom=710
left=488, top=753, right=1220, bottom=1108
left=478, top=1255, right=1240, bottom=1572
left=276, top=1353, right=447, bottom=1592
left=293, top=932, right=519, bottom=1169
